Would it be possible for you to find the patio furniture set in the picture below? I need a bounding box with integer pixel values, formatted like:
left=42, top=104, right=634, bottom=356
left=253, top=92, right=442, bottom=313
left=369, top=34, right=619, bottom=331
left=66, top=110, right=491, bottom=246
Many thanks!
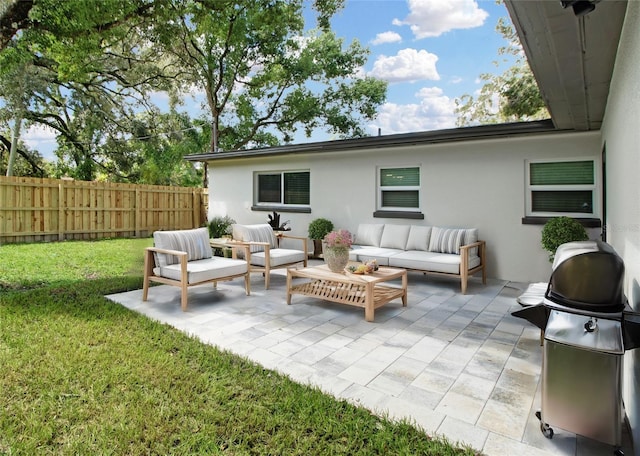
left=142, top=222, right=486, bottom=320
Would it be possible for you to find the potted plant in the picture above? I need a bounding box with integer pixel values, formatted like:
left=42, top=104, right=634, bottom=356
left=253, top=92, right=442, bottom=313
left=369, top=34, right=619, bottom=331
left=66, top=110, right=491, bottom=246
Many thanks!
left=308, top=218, right=334, bottom=258
left=323, top=229, right=353, bottom=272
left=207, top=215, right=236, bottom=256
left=541, top=216, right=588, bottom=262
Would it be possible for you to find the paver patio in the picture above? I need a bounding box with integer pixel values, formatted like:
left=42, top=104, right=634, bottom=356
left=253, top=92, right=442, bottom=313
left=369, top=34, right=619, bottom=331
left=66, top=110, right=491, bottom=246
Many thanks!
left=107, top=261, right=633, bottom=456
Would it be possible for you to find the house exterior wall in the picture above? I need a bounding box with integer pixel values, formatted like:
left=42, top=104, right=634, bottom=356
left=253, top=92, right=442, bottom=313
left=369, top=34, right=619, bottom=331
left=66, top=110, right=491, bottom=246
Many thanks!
left=207, top=130, right=600, bottom=283
left=601, top=2, right=640, bottom=454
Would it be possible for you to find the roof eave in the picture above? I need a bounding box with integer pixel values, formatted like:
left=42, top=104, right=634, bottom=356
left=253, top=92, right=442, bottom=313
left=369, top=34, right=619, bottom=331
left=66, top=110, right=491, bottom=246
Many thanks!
left=185, top=120, right=559, bottom=162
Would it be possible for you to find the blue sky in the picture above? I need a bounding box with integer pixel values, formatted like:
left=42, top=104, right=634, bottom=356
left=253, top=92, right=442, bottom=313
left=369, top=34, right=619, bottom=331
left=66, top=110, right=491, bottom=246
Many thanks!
left=23, top=0, right=513, bottom=159
left=325, top=0, right=512, bottom=136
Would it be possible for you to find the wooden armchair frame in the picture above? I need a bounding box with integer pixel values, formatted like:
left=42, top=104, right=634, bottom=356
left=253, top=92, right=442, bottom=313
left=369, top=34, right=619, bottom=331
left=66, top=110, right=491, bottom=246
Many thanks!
left=239, top=233, right=309, bottom=289
left=142, top=243, right=251, bottom=311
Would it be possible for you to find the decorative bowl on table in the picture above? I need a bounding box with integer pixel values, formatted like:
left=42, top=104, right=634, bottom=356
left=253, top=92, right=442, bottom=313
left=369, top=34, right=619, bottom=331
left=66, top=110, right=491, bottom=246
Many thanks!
left=346, top=260, right=379, bottom=274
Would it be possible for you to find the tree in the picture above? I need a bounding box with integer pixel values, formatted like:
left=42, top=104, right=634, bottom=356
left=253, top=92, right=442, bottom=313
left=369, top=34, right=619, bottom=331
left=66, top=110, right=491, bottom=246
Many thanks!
left=1, top=0, right=387, bottom=181
left=455, top=16, right=548, bottom=126
left=1, top=0, right=179, bottom=181
left=152, top=0, right=387, bottom=152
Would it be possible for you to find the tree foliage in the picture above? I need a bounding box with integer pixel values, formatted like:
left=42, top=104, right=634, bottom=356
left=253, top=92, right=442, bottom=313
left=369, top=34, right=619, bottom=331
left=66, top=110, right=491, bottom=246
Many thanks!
left=152, top=0, right=386, bottom=152
left=455, top=17, right=548, bottom=126
left=0, top=0, right=387, bottom=182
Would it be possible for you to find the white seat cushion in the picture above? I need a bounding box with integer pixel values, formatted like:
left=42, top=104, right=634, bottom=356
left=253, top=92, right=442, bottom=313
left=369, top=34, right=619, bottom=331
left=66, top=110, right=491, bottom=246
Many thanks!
left=249, top=248, right=306, bottom=267
left=349, top=246, right=404, bottom=266
left=389, top=251, right=481, bottom=275
left=154, top=257, right=247, bottom=283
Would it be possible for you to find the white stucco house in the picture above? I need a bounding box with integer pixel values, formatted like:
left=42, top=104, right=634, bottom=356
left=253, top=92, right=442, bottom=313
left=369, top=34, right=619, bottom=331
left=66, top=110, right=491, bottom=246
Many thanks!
left=187, top=1, right=640, bottom=452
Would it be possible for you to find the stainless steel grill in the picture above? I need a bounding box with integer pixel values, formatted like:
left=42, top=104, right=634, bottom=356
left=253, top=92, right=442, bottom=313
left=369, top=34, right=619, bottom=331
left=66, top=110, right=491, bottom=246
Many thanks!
left=513, top=240, right=640, bottom=456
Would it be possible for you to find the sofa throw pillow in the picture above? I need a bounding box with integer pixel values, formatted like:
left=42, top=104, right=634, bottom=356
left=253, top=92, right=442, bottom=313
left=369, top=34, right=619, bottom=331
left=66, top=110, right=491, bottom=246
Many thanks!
left=153, top=227, right=212, bottom=267
left=405, top=226, right=432, bottom=251
left=380, top=224, right=411, bottom=250
left=428, top=227, right=467, bottom=254
left=232, top=223, right=277, bottom=253
left=355, top=224, right=385, bottom=247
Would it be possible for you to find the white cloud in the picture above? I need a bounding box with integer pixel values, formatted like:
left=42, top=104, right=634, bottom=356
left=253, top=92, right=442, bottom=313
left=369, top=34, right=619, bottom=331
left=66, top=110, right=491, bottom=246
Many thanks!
left=369, top=86, right=457, bottom=134
left=369, top=48, right=439, bottom=83
left=22, top=124, right=58, bottom=160
left=371, top=31, right=402, bottom=45
left=394, top=0, right=489, bottom=39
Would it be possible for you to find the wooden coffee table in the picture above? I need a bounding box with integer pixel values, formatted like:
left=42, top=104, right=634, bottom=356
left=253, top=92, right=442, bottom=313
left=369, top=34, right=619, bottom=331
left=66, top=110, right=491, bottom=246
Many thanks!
left=286, top=264, right=407, bottom=322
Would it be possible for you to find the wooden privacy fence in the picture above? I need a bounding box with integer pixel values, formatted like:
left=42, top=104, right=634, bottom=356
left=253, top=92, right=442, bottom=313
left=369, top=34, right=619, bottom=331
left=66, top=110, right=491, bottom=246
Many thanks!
left=0, top=176, right=208, bottom=244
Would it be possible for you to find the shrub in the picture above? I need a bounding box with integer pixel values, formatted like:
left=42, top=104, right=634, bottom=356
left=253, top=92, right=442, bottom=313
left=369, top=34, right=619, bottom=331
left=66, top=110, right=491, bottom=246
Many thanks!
left=207, top=215, right=236, bottom=238
left=308, top=218, right=334, bottom=240
left=541, top=216, right=588, bottom=261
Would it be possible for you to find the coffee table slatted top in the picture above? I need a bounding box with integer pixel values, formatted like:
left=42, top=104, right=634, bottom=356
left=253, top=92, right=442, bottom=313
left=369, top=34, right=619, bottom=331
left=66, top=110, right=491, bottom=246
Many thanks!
left=286, top=264, right=407, bottom=322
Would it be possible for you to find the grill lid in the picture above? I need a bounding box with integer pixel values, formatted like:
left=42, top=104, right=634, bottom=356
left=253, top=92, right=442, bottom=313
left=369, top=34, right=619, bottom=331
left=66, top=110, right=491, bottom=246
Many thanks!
left=545, top=241, right=625, bottom=313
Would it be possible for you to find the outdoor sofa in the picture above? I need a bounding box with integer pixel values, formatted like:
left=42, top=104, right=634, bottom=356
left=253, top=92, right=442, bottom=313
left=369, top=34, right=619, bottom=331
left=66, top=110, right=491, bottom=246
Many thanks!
left=349, top=223, right=486, bottom=294
left=143, top=227, right=250, bottom=311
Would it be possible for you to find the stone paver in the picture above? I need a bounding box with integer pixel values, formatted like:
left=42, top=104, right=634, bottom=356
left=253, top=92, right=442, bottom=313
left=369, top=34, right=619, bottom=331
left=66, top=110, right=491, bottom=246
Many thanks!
left=107, top=265, right=632, bottom=456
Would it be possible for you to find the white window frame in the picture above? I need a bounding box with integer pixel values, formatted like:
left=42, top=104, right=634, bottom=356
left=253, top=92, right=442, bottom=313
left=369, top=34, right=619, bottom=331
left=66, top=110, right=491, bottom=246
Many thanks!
left=254, top=169, right=310, bottom=208
left=525, top=158, right=599, bottom=218
left=377, top=165, right=421, bottom=212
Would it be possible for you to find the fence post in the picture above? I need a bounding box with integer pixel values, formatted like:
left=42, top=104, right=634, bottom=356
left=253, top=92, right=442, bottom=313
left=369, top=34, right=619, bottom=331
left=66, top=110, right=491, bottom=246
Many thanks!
left=58, top=180, right=64, bottom=241
left=135, top=187, right=141, bottom=238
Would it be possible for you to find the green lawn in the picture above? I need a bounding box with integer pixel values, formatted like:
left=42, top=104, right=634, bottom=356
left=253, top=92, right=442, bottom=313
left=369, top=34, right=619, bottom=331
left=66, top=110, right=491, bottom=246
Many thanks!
left=0, top=238, right=480, bottom=455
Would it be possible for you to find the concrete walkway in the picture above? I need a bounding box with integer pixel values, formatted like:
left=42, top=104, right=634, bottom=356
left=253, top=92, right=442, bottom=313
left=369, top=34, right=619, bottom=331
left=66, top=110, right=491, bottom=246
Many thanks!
left=107, top=262, right=632, bottom=455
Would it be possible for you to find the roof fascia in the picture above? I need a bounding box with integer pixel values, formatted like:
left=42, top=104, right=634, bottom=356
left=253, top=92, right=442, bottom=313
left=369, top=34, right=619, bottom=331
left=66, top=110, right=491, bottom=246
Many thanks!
left=185, top=120, right=561, bottom=162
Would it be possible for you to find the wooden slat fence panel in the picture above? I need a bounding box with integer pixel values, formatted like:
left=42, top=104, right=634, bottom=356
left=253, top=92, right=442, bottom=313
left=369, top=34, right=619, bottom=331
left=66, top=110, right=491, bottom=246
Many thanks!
left=0, top=176, right=207, bottom=244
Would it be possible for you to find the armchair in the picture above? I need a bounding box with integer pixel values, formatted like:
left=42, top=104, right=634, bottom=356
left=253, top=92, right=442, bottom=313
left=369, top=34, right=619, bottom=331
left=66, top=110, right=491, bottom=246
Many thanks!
left=143, top=227, right=250, bottom=311
left=231, top=223, right=308, bottom=289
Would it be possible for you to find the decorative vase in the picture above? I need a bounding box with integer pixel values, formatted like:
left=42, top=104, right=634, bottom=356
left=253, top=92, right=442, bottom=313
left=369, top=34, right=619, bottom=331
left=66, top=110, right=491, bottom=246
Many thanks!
left=323, top=246, right=350, bottom=273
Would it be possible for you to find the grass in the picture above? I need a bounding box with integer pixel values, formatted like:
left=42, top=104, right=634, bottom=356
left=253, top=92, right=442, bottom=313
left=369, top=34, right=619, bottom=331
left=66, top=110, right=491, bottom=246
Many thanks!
left=0, top=238, right=480, bottom=455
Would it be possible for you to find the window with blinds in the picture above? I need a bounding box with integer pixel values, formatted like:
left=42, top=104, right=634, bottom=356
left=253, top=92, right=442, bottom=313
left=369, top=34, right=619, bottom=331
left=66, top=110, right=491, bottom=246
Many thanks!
left=256, top=170, right=310, bottom=207
left=526, top=160, right=597, bottom=217
left=378, top=167, right=420, bottom=211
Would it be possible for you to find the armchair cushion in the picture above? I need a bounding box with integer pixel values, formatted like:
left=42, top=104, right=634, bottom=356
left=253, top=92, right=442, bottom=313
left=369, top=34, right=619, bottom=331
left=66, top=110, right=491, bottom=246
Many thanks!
left=154, top=257, right=248, bottom=283
left=153, top=227, right=212, bottom=267
left=249, top=248, right=307, bottom=267
left=232, top=223, right=277, bottom=253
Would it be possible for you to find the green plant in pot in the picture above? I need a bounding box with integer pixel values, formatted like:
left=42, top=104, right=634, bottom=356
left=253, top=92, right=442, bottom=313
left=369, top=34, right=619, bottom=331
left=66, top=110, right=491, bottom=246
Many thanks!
left=308, top=218, right=334, bottom=258
left=207, top=215, right=236, bottom=256
left=541, top=216, right=588, bottom=262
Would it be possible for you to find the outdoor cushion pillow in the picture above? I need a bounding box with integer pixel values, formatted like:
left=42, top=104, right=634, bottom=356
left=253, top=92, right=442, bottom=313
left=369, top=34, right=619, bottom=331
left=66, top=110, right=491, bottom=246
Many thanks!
left=355, top=224, right=384, bottom=247
left=428, top=227, right=477, bottom=255
left=405, top=225, right=432, bottom=251
left=232, top=223, right=277, bottom=253
left=153, top=227, right=212, bottom=267
left=380, top=224, right=411, bottom=250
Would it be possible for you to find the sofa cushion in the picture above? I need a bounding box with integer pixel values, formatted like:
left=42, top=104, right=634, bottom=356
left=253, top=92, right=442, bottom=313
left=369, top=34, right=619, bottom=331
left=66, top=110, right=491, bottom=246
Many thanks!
left=354, top=224, right=384, bottom=247
left=380, top=224, right=411, bottom=250
left=232, top=223, right=277, bottom=253
left=153, top=227, right=212, bottom=267
left=389, top=250, right=481, bottom=275
left=154, top=257, right=247, bottom=283
left=428, top=227, right=478, bottom=254
left=405, top=225, right=432, bottom=251
left=349, top=246, right=403, bottom=266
